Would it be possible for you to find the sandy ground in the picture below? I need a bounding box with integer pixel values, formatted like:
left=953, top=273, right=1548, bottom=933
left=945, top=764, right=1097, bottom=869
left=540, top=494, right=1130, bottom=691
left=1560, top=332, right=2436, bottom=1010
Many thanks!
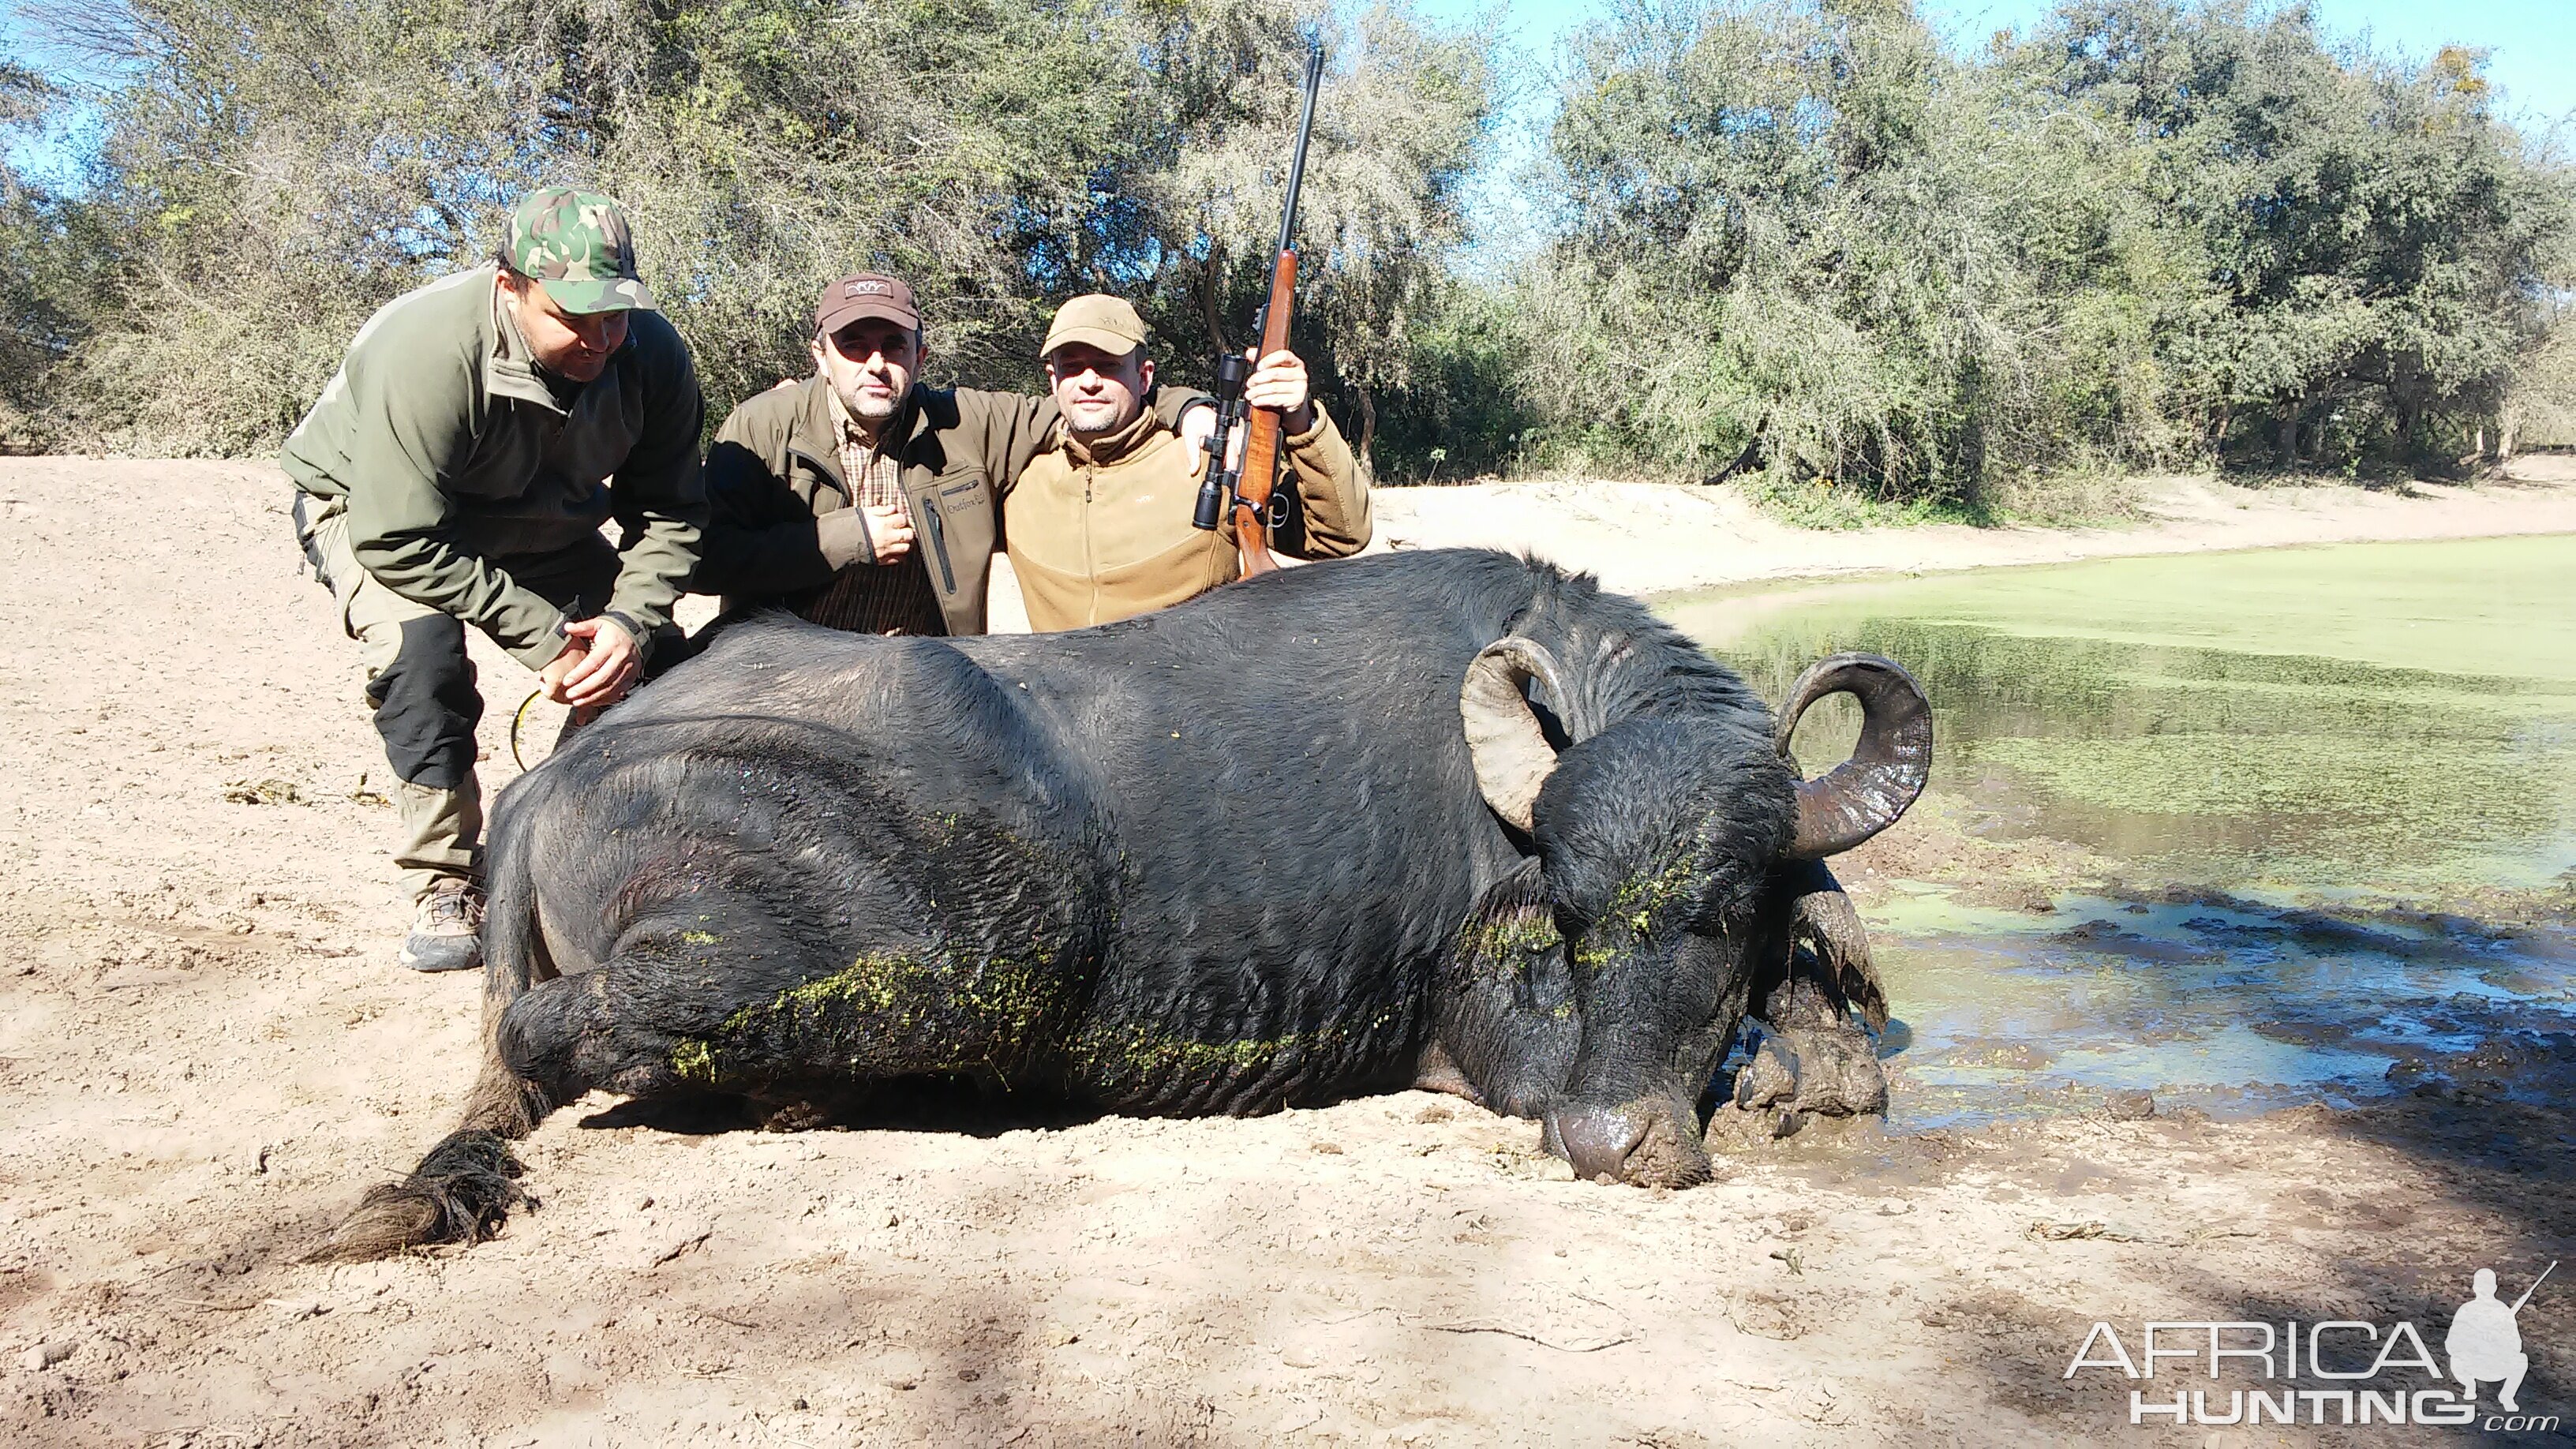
left=1361, top=457, right=2576, bottom=597
left=4, top=458, right=2574, bottom=1447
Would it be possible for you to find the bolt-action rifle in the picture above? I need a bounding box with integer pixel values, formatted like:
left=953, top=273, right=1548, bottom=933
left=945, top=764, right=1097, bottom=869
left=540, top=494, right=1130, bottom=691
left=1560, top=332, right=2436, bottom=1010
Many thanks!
left=1193, top=43, right=1325, bottom=579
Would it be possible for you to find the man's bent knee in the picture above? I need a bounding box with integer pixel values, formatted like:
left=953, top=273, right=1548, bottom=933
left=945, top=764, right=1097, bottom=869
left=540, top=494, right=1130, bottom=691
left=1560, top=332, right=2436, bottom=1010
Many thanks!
left=367, top=614, right=484, bottom=789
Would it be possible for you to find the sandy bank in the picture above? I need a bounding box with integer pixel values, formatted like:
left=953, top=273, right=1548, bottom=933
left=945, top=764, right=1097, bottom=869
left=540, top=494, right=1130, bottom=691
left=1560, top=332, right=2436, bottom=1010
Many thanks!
left=1370, top=457, right=2576, bottom=597
left=2, top=457, right=2570, bottom=1446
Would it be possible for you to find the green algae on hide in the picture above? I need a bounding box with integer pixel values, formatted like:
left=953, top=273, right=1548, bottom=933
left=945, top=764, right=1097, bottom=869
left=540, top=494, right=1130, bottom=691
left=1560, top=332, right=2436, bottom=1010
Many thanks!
left=669, top=946, right=1076, bottom=1088
left=669, top=1037, right=718, bottom=1083
left=1450, top=884, right=1588, bottom=990
left=1447, top=891, right=1585, bottom=1023
left=1608, top=859, right=1701, bottom=934
left=1072, top=1023, right=1307, bottom=1077
left=1446, top=862, right=1705, bottom=991
left=1068, top=1002, right=1412, bottom=1107
left=1455, top=910, right=1559, bottom=976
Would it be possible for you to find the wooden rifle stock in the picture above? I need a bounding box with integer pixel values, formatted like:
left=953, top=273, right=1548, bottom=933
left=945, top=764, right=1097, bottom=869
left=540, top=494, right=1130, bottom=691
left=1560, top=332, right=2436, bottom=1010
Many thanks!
left=1201, top=43, right=1321, bottom=582
left=1231, top=251, right=1300, bottom=578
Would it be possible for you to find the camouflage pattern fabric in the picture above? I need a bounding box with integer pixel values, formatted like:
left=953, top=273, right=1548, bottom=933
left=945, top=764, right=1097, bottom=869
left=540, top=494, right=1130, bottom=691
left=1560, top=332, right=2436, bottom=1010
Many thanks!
left=507, top=187, right=658, bottom=314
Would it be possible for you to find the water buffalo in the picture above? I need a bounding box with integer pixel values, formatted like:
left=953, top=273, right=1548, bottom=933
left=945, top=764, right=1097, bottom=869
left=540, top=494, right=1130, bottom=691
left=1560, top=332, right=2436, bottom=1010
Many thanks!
left=316, top=548, right=1927, bottom=1258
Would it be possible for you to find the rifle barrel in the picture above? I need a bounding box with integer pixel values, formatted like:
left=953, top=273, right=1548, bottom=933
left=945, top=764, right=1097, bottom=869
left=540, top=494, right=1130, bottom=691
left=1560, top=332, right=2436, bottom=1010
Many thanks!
left=2510, top=1260, right=2557, bottom=1313
left=1275, top=47, right=1324, bottom=259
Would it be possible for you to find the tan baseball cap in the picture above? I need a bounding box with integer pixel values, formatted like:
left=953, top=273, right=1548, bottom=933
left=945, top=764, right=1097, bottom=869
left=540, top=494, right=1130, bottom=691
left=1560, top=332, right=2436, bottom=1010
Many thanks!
left=1042, top=294, right=1149, bottom=359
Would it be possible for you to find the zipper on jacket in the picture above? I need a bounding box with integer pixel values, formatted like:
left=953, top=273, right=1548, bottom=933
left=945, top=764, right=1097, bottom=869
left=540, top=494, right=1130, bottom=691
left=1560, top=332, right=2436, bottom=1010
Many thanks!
left=786, top=446, right=850, bottom=500
left=923, top=503, right=956, bottom=594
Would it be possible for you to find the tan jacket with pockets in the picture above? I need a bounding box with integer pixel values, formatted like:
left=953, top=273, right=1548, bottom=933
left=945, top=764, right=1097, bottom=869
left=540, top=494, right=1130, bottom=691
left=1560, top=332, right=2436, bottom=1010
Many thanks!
left=1005, top=404, right=1369, bottom=632
left=695, top=376, right=1208, bottom=635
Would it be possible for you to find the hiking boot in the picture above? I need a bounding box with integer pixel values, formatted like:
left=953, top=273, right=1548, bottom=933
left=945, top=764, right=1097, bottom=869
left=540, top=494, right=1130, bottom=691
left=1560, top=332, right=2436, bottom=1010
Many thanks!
left=399, top=878, right=485, bottom=973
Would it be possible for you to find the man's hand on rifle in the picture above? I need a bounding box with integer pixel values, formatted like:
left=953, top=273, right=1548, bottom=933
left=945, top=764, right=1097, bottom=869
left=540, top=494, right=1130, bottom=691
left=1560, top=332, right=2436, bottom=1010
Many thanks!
left=1179, top=401, right=1220, bottom=481
left=1244, top=347, right=1316, bottom=436
left=1180, top=401, right=1219, bottom=452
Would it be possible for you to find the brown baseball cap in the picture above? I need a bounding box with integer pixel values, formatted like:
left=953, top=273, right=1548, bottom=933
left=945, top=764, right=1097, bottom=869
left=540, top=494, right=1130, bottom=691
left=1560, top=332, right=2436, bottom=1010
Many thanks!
left=815, top=273, right=919, bottom=335
left=1042, top=294, right=1150, bottom=359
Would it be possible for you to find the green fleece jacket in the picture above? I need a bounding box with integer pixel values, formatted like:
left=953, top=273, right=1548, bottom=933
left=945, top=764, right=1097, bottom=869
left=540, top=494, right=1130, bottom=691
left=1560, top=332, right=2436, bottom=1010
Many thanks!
left=280, top=264, right=706, bottom=668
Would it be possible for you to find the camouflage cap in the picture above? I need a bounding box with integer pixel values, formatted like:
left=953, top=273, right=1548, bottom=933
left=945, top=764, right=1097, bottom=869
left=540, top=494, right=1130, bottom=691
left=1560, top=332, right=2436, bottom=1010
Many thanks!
left=506, top=187, right=657, bottom=314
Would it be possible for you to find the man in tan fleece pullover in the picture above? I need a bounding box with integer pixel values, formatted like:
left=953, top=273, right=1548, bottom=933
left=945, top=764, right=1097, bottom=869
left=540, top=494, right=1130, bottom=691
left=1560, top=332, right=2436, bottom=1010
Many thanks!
left=1003, top=294, right=1370, bottom=632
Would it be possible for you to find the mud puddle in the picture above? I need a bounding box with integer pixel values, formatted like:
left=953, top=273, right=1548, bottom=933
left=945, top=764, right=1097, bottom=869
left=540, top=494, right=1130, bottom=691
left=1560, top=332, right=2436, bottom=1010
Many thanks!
left=1669, top=534, right=2576, bottom=1128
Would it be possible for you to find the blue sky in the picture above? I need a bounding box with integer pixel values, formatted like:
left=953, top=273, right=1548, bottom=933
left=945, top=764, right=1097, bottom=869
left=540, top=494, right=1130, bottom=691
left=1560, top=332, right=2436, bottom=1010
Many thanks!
left=8, top=0, right=2570, bottom=194
left=1408, top=0, right=2574, bottom=259
left=1416, top=0, right=2575, bottom=125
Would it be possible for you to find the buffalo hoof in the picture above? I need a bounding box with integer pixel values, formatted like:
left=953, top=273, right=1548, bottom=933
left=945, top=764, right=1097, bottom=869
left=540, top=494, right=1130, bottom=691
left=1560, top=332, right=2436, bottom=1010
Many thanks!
left=1780, top=1022, right=1889, bottom=1118
left=1734, top=1021, right=1889, bottom=1120
left=1544, top=1096, right=1713, bottom=1188
left=1704, top=1101, right=1802, bottom=1150
left=1732, top=1035, right=1800, bottom=1111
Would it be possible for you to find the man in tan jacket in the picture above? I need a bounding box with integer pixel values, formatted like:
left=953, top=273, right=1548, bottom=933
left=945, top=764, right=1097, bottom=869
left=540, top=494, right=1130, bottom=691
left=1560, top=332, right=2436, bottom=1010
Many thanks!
left=695, top=274, right=1215, bottom=635
left=1005, top=295, right=1369, bottom=632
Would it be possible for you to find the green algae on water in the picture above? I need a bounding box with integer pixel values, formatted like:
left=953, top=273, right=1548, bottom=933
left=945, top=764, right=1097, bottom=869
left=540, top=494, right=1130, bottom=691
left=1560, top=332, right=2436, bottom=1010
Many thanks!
left=1672, top=534, right=2576, bottom=683
left=1655, top=534, right=2576, bottom=1132
left=1668, top=534, right=2576, bottom=899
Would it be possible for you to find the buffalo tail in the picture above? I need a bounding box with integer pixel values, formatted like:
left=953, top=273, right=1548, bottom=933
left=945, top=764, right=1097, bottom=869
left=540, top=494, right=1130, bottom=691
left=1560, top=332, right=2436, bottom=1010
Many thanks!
left=306, top=809, right=558, bottom=1261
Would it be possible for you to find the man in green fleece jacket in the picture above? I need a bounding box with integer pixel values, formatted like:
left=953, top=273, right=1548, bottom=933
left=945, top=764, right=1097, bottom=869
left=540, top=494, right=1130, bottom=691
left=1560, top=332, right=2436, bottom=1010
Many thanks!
left=281, top=187, right=706, bottom=973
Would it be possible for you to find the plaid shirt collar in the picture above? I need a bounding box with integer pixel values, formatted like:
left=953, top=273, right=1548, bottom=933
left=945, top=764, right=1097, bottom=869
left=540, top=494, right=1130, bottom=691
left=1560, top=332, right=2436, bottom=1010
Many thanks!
left=824, top=385, right=908, bottom=511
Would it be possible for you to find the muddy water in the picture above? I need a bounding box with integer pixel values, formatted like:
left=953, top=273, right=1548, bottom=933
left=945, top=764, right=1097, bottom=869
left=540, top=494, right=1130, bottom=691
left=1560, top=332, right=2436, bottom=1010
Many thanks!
left=1665, top=535, right=2576, bottom=1128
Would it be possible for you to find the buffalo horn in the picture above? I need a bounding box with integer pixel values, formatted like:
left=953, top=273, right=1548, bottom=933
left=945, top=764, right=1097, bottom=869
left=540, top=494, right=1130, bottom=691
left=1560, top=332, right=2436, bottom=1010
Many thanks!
left=1460, top=636, right=1575, bottom=831
left=1776, top=653, right=1932, bottom=859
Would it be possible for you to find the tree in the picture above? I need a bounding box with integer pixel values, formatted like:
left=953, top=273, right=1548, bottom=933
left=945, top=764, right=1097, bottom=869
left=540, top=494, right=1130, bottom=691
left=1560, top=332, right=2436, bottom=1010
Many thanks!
left=9, top=0, right=2567, bottom=491
left=22, top=0, right=1494, bottom=455
left=2018, top=1, right=2568, bottom=470
left=1491, top=0, right=2571, bottom=495
left=0, top=60, right=101, bottom=449
left=1511, top=0, right=2179, bottom=500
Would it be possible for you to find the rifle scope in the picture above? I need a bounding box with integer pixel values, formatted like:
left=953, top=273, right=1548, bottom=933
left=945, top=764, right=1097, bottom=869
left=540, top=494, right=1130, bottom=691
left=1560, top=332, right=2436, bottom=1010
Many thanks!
left=1193, top=350, right=1254, bottom=532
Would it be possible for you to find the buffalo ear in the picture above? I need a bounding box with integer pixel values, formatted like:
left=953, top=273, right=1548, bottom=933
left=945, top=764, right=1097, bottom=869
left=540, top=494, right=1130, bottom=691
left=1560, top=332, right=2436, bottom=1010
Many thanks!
left=1459, top=636, right=1575, bottom=831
